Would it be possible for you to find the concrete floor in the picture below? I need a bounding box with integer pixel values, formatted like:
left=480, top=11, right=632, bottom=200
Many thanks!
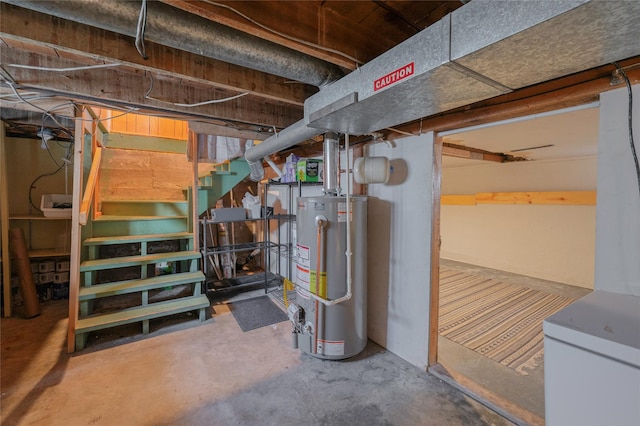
left=437, top=260, right=592, bottom=425
left=2, top=294, right=512, bottom=426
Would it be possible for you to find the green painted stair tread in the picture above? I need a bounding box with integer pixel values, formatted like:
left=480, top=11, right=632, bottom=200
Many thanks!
left=79, top=271, right=205, bottom=300
left=94, top=215, right=188, bottom=221
left=83, top=232, right=193, bottom=246
left=80, top=251, right=200, bottom=272
left=75, top=295, right=210, bottom=334
left=101, top=200, right=188, bottom=217
left=101, top=200, right=187, bottom=203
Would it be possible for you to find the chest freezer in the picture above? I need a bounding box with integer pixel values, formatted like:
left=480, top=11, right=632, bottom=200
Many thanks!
left=543, top=290, right=640, bottom=426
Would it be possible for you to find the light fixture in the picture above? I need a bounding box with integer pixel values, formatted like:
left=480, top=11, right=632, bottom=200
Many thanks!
left=36, top=128, right=54, bottom=149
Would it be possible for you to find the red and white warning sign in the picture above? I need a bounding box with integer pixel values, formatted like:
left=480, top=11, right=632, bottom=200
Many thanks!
left=374, top=62, right=415, bottom=92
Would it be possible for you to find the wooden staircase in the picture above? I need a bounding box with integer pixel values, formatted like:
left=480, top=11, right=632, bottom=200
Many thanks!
left=75, top=200, right=209, bottom=350
left=187, top=158, right=251, bottom=215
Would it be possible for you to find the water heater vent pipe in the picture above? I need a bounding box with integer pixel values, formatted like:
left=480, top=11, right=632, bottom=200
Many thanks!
left=323, top=132, right=340, bottom=195
left=307, top=132, right=353, bottom=307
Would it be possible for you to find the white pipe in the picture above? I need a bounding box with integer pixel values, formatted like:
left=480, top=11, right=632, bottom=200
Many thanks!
left=264, top=156, right=283, bottom=178
left=438, top=101, right=600, bottom=137
left=245, top=120, right=322, bottom=181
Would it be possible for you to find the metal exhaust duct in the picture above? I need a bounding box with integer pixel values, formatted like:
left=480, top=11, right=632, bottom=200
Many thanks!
left=323, top=132, right=340, bottom=195
left=244, top=0, right=640, bottom=169
left=4, top=0, right=345, bottom=88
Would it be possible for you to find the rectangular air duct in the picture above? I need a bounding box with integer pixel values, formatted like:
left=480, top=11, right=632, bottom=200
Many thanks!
left=304, top=0, right=640, bottom=135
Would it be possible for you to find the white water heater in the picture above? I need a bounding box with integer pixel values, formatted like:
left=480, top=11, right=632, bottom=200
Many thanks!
left=289, top=196, right=367, bottom=359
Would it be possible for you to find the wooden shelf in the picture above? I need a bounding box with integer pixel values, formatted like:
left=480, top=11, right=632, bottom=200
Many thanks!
left=28, top=249, right=70, bottom=258
left=9, top=215, right=72, bottom=220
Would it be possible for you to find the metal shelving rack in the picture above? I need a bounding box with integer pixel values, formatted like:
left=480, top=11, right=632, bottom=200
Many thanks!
left=200, top=216, right=275, bottom=294
left=264, top=180, right=323, bottom=282
left=201, top=180, right=323, bottom=295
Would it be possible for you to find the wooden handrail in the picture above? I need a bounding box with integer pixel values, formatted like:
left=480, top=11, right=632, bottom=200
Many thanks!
left=79, top=146, right=102, bottom=225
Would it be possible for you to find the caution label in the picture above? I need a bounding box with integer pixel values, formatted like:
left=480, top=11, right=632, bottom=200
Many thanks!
left=296, top=243, right=310, bottom=267
left=296, top=264, right=310, bottom=291
left=374, top=62, right=414, bottom=91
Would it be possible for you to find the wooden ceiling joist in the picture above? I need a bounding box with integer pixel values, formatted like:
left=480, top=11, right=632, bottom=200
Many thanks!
left=1, top=48, right=303, bottom=130
left=0, top=2, right=314, bottom=107
left=442, top=143, right=508, bottom=163
left=160, top=0, right=409, bottom=69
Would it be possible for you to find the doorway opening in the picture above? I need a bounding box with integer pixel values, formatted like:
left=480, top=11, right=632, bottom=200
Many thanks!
left=432, top=104, right=598, bottom=422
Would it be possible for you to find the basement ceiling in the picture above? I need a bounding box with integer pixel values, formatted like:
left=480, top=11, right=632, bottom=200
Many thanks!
left=0, top=0, right=638, bottom=161
left=0, top=0, right=464, bottom=140
left=442, top=105, right=600, bottom=168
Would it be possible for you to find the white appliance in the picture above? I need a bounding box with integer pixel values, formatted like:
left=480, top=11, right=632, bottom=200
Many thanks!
left=543, top=290, right=640, bottom=426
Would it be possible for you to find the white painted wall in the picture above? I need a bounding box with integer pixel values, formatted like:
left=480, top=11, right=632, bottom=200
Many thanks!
left=441, top=157, right=597, bottom=289
left=595, top=84, right=640, bottom=296
left=367, top=133, right=434, bottom=369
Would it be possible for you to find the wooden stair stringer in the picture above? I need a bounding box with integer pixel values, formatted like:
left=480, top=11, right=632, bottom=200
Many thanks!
left=75, top=197, right=209, bottom=351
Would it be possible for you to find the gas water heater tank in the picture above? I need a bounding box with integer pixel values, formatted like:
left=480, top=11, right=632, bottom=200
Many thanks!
left=292, top=196, right=367, bottom=360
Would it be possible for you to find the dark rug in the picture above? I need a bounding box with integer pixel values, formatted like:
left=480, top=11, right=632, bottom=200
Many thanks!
left=229, top=295, right=288, bottom=332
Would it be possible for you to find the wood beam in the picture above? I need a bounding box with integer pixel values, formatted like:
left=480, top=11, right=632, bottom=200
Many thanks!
left=475, top=191, right=597, bottom=206
left=2, top=48, right=303, bottom=129
left=161, top=1, right=401, bottom=69
left=428, top=135, right=443, bottom=367
left=441, top=191, right=597, bottom=206
left=0, top=124, right=11, bottom=317
left=442, top=143, right=507, bottom=163
left=0, top=3, right=314, bottom=106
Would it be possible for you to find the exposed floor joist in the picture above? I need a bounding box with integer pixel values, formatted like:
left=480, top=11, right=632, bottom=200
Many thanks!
left=0, top=3, right=314, bottom=107
left=1, top=47, right=303, bottom=131
left=160, top=0, right=412, bottom=70
left=441, top=142, right=517, bottom=163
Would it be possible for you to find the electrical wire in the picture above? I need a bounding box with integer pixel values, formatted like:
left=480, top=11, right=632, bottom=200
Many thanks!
left=7, top=63, right=120, bottom=72
left=135, top=0, right=149, bottom=59
left=5, top=83, right=75, bottom=135
left=202, top=0, right=362, bottom=67
left=612, top=62, right=640, bottom=199
left=28, top=161, right=67, bottom=213
left=143, top=70, right=249, bottom=106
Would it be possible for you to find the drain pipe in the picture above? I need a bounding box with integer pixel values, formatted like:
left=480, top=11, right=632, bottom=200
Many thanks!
left=6, top=0, right=345, bottom=88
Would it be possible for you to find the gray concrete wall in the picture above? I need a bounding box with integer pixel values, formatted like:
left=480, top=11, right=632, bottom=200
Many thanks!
left=367, top=133, right=434, bottom=369
left=595, top=84, right=640, bottom=296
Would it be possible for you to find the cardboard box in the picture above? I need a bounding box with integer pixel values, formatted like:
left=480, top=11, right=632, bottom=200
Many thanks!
left=210, top=207, right=246, bottom=223
left=296, top=159, right=323, bottom=182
